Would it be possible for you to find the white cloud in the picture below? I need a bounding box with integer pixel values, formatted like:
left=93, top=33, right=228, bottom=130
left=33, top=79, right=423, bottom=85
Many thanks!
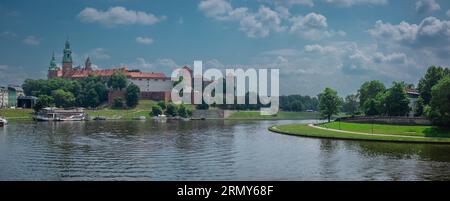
left=290, top=13, right=345, bottom=40
left=87, top=48, right=110, bottom=60
left=136, top=36, right=154, bottom=45
left=275, top=0, right=314, bottom=7
left=369, top=17, right=450, bottom=48
left=446, top=10, right=450, bottom=17
left=77, top=7, right=166, bottom=27
left=22, top=35, right=40, bottom=46
left=304, top=44, right=340, bottom=54
left=198, top=0, right=342, bottom=39
left=415, top=0, right=440, bottom=14
left=198, top=0, right=233, bottom=20
left=372, top=52, right=408, bottom=64
left=273, top=0, right=388, bottom=7
left=324, top=0, right=388, bottom=7
left=199, top=1, right=286, bottom=38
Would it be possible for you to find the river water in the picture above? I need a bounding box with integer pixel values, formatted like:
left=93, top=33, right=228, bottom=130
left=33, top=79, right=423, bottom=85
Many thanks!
left=1, top=120, right=450, bottom=181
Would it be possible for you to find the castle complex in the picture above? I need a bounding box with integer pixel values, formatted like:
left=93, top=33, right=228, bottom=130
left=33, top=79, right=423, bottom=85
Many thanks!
left=47, top=40, right=173, bottom=101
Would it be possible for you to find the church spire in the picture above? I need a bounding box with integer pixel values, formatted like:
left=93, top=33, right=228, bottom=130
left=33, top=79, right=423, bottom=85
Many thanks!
left=49, top=52, right=57, bottom=70
left=84, top=56, right=92, bottom=71
left=62, top=38, right=73, bottom=77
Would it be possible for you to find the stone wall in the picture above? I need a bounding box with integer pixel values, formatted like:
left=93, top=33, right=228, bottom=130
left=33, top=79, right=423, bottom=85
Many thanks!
left=340, top=116, right=432, bottom=126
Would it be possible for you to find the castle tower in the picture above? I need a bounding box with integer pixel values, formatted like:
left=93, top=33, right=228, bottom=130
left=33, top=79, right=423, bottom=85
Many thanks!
left=47, top=52, right=59, bottom=79
left=84, top=57, right=92, bottom=71
left=62, top=39, right=73, bottom=77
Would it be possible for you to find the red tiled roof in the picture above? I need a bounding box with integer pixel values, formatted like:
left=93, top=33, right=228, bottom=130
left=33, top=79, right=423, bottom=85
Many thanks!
left=64, top=67, right=167, bottom=79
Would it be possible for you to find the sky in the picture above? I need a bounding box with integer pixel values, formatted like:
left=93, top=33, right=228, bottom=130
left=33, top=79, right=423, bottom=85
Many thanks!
left=1, top=0, right=450, bottom=96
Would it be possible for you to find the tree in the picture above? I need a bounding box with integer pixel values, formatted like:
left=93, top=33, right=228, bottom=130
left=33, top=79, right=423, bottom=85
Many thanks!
left=33, top=95, right=54, bottom=112
left=418, top=66, right=445, bottom=105
left=343, top=94, right=359, bottom=115
left=415, top=97, right=425, bottom=117
left=358, top=80, right=385, bottom=112
left=383, top=82, right=410, bottom=116
left=113, top=97, right=124, bottom=109
left=108, top=71, right=128, bottom=90
left=151, top=105, right=163, bottom=117
left=178, top=104, right=190, bottom=118
left=427, top=77, right=450, bottom=126
left=85, top=88, right=100, bottom=108
left=289, top=100, right=303, bottom=112
left=157, top=101, right=167, bottom=110
left=166, top=103, right=178, bottom=117
left=52, top=89, right=75, bottom=108
left=319, top=87, right=342, bottom=122
left=125, top=83, right=140, bottom=108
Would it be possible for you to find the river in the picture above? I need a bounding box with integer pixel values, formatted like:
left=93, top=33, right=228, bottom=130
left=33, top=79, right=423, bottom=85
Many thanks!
left=1, top=120, right=450, bottom=181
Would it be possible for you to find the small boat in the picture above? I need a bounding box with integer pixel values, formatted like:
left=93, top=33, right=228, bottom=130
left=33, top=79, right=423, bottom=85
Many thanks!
left=153, top=114, right=167, bottom=123
left=0, top=117, right=7, bottom=127
left=133, top=116, right=147, bottom=121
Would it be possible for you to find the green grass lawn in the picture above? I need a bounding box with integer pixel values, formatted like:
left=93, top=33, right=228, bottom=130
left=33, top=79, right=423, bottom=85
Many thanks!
left=86, top=100, right=158, bottom=120
left=86, top=100, right=194, bottom=120
left=0, top=108, right=34, bottom=120
left=320, top=122, right=450, bottom=138
left=269, top=123, right=450, bottom=144
left=227, top=111, right=321, bottom=120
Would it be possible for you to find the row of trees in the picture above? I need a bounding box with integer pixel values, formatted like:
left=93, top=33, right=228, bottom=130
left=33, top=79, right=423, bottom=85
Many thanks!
left=151, top=101, right=192, bottom=118
left=418, top=66, right=450, bottom=126
left=24, top=72, right=140, bottom=111
left=318, top=65, right=450, bottom=126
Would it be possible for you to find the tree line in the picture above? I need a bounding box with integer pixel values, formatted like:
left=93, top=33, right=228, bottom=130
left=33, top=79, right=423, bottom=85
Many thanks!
left=318, top=66, right=450, bottom=126
left=23, top=72, right=140, bottom=111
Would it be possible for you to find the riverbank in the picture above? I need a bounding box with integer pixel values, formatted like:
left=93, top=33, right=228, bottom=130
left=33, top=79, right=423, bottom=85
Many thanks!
left=227, top=111, right=321, bottom=120
left=269, top=122, right=450, bottom=144
left=0, top=109, right=34, bottom=121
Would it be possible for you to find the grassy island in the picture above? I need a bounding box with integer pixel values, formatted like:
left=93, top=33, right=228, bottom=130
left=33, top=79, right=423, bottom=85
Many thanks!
left=269, top=122, right=450, bottom=144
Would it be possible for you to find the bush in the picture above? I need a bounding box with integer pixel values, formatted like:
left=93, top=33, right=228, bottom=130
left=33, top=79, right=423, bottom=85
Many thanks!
left=166, top=103, right=178, bottom=117
left=178, top=104, right=190, bottom=118
left=113, top=97, right=124, bottom=109
left=151, top=105, right=163, bottom=117
left=157, top=101, right=167, bottom=110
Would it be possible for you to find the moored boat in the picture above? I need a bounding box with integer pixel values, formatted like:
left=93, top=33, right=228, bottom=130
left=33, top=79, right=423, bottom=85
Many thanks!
left=133, top=116, right=147, bottom=121
left=153, top=114, right=167, bottom=123
left=35, top=107, right=87, bottom=121
left=0, top=117, right=7, bottom=127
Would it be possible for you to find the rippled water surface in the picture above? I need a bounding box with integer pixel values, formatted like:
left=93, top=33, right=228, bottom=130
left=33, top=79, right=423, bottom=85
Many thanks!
left=1, top=120, right=450, bottom=181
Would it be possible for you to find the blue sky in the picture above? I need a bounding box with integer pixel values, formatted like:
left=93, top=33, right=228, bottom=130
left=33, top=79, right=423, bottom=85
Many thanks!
left=1, top=0, right=450, bottom=96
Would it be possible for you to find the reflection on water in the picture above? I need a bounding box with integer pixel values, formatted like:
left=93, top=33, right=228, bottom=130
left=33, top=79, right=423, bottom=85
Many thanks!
left=1, top=120, right=450, bottom=181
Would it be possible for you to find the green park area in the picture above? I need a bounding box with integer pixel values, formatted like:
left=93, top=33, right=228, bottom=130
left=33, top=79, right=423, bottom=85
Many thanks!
left=0, top=108, right=34, bottom=121
left=86, top=100, right=158, bottom=120
left=269, top=122, right=450, bottom=144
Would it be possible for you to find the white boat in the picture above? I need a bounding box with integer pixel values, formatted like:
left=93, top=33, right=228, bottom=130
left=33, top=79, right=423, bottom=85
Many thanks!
left=0, top=117, right=7, bottom=127
left=35, top=107, right=86, bottom=121
left=133, top=116, right=147, bottom=121
left=59, top=114, right=87, bottom=121
left=153, top=114, right=167, bottom=123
